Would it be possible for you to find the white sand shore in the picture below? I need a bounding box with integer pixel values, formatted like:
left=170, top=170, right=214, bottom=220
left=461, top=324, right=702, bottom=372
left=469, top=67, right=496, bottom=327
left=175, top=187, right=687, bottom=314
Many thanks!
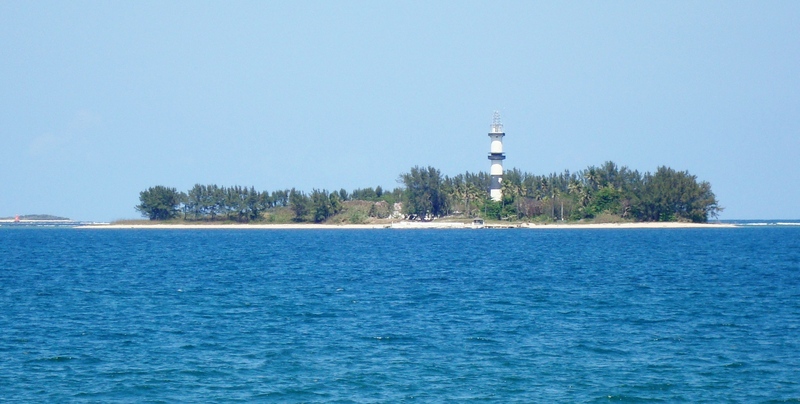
left=78, top=223, right=390, bottom=229
left=521, top=222, right=735, bottom=229
left=78, top=221, right=735, bottom=230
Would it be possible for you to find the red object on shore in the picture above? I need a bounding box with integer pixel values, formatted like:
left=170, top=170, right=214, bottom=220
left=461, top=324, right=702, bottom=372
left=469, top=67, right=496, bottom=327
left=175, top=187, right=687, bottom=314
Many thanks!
left=14, top=215, right=20, bottom=222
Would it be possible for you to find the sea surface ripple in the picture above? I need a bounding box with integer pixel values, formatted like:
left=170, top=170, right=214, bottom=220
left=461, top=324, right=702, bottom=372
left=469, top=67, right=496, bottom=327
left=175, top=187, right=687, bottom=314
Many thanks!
left=1, top=227, right=799, bottom=402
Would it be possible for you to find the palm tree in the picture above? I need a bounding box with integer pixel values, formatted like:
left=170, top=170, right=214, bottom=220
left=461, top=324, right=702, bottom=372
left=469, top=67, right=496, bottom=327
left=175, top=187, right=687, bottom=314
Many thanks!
left=583, top=167, right=602, bottom=191
left=465, top=183, right=483, bottom=217
left=551, top=187, right=560, bottom=219
left=567, top=180, right=582, bottom=197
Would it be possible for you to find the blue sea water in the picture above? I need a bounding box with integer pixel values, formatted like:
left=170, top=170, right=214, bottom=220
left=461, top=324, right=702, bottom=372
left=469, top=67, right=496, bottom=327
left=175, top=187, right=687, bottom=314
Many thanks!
left=1, top=227, right=799, bottom=402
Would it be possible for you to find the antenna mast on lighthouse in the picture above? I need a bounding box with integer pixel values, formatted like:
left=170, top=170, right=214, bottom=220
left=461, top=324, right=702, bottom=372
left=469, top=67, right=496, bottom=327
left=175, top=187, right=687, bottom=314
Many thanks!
left=487, top=111, right=506, bottom=202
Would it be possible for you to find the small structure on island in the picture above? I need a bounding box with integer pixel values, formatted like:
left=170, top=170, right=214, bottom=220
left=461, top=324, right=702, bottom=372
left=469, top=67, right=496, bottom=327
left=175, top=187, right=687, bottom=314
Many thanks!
left=488, top=111, right=506, bottom=201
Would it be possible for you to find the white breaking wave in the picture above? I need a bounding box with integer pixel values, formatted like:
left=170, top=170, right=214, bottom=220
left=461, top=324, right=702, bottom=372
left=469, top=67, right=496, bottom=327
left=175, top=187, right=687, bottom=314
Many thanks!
left=736, top=221, right=800, bottom=226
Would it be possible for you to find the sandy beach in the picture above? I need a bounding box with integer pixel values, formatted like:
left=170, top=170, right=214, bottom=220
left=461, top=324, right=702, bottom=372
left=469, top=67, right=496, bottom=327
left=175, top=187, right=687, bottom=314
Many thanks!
left=78, top=223, right=391, bottom=230
left=78, top=221, right=736, bottom=230
left=522, top=222, right=736, bottom=229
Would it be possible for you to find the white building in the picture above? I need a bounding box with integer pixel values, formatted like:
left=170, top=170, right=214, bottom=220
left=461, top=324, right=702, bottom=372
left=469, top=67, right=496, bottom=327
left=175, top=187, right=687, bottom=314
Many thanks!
left=487, top=111, right=506, bottom=201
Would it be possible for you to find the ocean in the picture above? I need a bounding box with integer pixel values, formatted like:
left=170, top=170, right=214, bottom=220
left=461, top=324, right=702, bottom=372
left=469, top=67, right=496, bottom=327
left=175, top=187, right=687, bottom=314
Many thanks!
left=1, top=226, right=798, bottom=402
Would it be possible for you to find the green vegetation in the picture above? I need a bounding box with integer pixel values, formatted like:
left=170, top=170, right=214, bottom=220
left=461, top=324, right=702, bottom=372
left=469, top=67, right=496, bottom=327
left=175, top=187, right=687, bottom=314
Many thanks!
left=135, top=186, right=183, bottom=220
left=401, top=166, right=448, bottom=219
left=134, top=161, right=722, bottom=224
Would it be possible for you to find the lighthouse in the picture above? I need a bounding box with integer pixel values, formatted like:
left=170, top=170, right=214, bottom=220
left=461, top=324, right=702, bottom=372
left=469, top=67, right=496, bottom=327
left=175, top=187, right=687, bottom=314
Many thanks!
left=488, top=111, right=506, bottom=201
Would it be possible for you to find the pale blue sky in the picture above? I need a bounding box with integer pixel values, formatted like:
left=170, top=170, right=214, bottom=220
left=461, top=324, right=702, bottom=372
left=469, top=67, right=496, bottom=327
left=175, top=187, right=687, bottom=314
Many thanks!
left=2, top=1, right=798, bottom=221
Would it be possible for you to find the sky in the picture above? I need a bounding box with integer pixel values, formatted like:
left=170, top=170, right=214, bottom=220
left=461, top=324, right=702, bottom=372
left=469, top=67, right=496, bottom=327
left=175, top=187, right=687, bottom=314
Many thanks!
left=1, top=1, right=798, bottom=221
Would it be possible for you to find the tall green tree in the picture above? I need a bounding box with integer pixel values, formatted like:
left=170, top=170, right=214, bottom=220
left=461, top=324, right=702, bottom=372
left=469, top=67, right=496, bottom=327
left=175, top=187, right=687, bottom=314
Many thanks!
left=135, top=186, right=182, bottom=220
left=289, top=188, right=310, bottom=222
left=400, top=166, right=448, bottom=219
left=186, top=184, right=206, bottom=220
left=310, top=189, right=343, bottom=223
left=637, top=166, right=721, bottom=222
left=244, top=187, right=264, bottom=221
left=271, top=189, right=289, bottom=207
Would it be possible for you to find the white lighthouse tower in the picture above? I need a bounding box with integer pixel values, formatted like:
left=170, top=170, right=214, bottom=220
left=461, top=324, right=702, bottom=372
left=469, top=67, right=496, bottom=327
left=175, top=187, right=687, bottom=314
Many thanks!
left=488, top=111, right=506, bottom=202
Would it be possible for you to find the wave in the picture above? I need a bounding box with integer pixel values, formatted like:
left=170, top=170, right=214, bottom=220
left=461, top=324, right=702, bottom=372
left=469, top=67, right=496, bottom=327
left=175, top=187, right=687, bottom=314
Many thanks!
left=734, top=222, right=800, bottom=227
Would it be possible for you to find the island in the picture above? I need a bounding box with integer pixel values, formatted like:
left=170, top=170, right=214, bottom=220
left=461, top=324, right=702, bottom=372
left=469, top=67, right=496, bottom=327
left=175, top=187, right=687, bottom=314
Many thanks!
left=120, top=160, right=722, bottom=228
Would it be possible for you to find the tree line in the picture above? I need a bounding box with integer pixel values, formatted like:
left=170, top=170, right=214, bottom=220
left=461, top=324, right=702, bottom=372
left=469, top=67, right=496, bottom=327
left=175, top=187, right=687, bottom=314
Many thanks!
left=136, top=161, right=722, bottom=223
left=135, top=184, right=404, bottom=223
